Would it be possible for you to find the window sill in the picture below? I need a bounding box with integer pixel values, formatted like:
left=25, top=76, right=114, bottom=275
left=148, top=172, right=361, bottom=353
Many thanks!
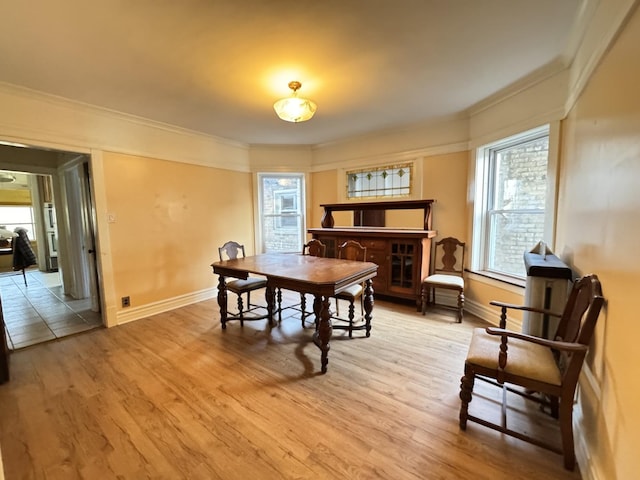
left=465, top=269, right=525, bottom=293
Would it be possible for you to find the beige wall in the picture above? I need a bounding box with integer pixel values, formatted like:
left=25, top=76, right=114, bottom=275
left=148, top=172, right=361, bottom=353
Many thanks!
left=421, top=151, right=468, bottom=240
left=555, top=5, right=640, bottom=477
left=308, top=169, right=339, bottom=230
left=102, top=152, right=254, bottom=310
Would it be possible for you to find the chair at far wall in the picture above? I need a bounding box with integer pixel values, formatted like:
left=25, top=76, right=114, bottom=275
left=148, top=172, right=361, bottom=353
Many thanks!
left=421, top=237, right=465, bottom=322
left=332, top=240, right=370, bottom=338
left=299, top=239, right=327, bottom=328
left=12, top=228, right=37, bottom=287
left=218, top=241, right=268, bottom=328
left=459, top=274, right=605, bottom=471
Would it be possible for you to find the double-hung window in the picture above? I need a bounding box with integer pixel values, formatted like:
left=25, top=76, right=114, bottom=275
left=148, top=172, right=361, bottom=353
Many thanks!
left=472, top=125, right=552, bottom=280
left=257, top=173, right=306, bottom=253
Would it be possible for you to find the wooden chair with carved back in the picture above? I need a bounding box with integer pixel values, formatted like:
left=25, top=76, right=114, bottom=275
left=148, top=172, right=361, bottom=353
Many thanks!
left=299, top=239, right=327, bottom=328
left=421, top=236, right=465, bottom=322
left=332, top=240, right=370, bottom=338
left=218, top=241, right=268, bottom=327
left=458, top=273, right=605, bottom=471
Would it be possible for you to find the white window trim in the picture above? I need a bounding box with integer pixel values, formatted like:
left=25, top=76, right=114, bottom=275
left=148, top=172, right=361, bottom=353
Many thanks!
left=470, top=122, right=560, bottom=283
left=255, top=172, right=307, bottom=254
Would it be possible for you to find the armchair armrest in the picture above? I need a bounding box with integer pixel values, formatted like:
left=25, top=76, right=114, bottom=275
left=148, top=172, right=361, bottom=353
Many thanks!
left=489, top=300, right=563, bottom=328
left=485, top=327, right=588, bottom=353
left=489, top=301, right=563, bottom=318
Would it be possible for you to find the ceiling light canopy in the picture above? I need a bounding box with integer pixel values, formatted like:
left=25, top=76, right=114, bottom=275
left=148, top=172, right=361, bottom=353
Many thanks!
left=273, top=81, right=317, bottom=123
left=0, top=173, right=16, bottom=183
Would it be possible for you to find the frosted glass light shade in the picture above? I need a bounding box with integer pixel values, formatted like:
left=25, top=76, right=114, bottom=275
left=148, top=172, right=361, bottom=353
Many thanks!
left=273, top=96, right=317, bottom=122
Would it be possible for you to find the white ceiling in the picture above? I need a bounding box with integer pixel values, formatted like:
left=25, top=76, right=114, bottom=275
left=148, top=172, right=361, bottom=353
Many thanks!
left=0, top=1, right=583, bottom=146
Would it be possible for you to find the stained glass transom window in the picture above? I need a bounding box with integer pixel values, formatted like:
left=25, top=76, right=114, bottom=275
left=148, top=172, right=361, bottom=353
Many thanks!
left=346, top=163, right=412, bottom=198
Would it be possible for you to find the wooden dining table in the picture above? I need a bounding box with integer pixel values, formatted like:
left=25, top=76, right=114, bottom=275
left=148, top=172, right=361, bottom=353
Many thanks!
left=211, top=253, right=378, bottom=373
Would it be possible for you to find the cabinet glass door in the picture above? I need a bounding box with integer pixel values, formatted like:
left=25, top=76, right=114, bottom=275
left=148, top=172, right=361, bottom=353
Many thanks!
left=390, top=242, right=415, bottom=289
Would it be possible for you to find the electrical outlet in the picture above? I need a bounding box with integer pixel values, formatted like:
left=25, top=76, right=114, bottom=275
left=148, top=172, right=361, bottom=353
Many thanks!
left=121, top=296, right=130, bottom=308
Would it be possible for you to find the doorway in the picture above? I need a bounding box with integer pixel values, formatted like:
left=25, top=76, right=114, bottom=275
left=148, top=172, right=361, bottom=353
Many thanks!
left=0, top=143, right=102, bottom=351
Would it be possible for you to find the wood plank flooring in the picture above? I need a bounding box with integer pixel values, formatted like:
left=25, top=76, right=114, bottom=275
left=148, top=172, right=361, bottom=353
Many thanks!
left=0, top=295, right=582, bottom=479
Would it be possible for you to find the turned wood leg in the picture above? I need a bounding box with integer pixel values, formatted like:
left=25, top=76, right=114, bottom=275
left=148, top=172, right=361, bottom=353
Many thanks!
left=236, top=294, right=245, bottom=327
left=300, top=293, right=307, bottom=328
left=277, top=288, right=283, bottom=324
left=313, top=295, right=332, bottom=373
left=313, top=296, right=322, bottom=331
left=265, top=286, right=275, bottom=327
left=459, top=366, right=475, bottom=430
left=217, top=275, right=228, bottom=329
left=348, top=301, right=355, bottom=338
left=457, top=290, right=464, bottom=323
left=364, top=279, right=374, bottom=338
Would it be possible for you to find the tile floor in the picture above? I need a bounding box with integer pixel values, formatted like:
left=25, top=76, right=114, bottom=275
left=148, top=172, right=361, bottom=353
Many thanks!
left=1, top=269, right=102, bottom=350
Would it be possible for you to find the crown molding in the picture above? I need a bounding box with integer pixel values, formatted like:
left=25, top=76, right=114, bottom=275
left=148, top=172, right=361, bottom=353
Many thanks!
left=467, top=59, right=568, bottom=119
left=0, top=82, right=246, bottom=149
left=309, top=141, right=469, bottom=173
left=565, top=0, right=640, bottom=114
left=0, top=82, right=252, bottom=172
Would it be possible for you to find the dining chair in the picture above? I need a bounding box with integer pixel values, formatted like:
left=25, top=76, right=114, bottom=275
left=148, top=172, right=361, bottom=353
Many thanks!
left=421, top=236, right=465, bottom=322
left=332, top=240, right=369, bottom=338
left=218, top=241, right=268, bottom=327
left=458, top=273, right=604, bottom=471
left=300, top=239, right=327, bottom=328
left=12, top=228, right=37, bottom=286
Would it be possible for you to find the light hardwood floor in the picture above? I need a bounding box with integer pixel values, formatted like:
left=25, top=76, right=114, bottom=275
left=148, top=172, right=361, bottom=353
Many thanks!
left=0, top=295, right=582, bottom=479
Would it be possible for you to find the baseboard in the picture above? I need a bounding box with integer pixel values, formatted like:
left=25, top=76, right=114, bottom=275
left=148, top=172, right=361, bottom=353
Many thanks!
left=116, top=288, right=216, bottom=325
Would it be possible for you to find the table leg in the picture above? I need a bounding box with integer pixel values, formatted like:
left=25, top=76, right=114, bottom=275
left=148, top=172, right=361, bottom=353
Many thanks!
left=277, top=287, right=283, bottom=324
left=313, top=295, right=332, bottom=373
left=364, top=278, right=374, bottom=337
left=265, top=285, right=275, bottom=327
left=217, top=275, right=228, bottom=329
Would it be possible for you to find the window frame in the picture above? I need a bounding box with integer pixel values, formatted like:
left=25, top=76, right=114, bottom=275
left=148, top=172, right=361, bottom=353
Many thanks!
left=0, top=205, right=37, bottom=241
left=256, top=172, right=306, bottom=254
left=471, top=123, right=559, bottom=283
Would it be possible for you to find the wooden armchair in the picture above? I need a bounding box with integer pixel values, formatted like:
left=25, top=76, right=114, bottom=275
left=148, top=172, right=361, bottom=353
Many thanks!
left=458, top=274, right=604, bottom=470
left=218, top=241, right=268, bottom=327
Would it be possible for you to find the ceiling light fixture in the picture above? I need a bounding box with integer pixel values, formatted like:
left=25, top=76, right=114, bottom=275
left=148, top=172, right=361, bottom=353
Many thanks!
left=273, top=81, right=317, bottom=123
left=0, top=173, right=16, bottom=183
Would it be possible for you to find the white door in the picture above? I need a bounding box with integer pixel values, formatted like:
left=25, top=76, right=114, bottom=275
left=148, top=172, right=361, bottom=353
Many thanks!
left=258, top=173, right=306, bottom=253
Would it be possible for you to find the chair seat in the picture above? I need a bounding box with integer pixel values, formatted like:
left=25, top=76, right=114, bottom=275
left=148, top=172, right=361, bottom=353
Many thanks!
left=466, top=328, right=561, bottom=386
left=335, top=283, right=363, bottom=300
left=423, top=274, right=464, bottom=289
left=226, top=277, right=267, bottom=294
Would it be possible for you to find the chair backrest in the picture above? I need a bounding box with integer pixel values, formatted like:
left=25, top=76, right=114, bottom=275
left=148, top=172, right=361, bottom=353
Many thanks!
left=432, top=237, right=465, bottom=277
left=338, top=240, right=367, bottom=262
left=553, top=274, right=604, bottom=384
left=303, top=239, right=326, bottom=257
left=218, top=241, right=246, bottom=261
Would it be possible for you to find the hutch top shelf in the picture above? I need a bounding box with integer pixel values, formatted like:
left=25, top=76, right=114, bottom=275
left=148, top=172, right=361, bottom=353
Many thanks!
left=319, top=199, right=435, bottom=230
